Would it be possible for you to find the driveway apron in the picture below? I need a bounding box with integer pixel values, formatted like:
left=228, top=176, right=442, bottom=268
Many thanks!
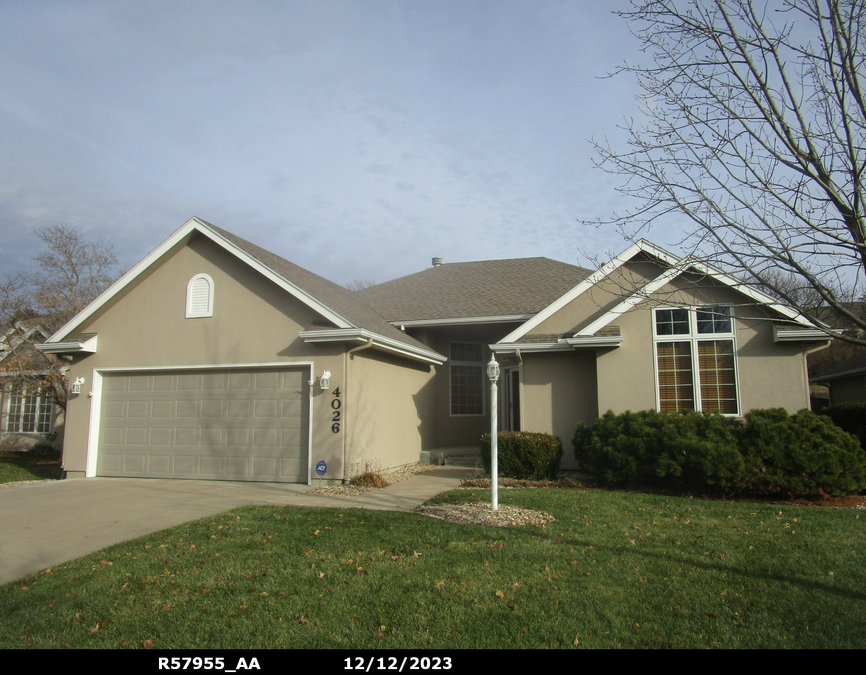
left=0, top=467, right=471, bottom=585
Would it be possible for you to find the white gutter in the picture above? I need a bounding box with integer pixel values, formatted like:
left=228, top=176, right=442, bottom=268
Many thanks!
left=391, top=314, right=534, bottom=328
left=300, top=329, right=446, bottom=365
left=36, top=334, right=98, bottom=354
left=772, top=326, right=833, bottom=343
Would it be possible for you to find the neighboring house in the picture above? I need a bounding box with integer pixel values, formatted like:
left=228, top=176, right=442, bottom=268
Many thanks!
left=813, top=351, right=866, bottom=405
left=38, top=217, right=827, bottom=483
left=0, top=322, right=62, bottom=450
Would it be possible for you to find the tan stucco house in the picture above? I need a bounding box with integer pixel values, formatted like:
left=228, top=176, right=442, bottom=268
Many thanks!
left=39, top=217, right=828, bottom=483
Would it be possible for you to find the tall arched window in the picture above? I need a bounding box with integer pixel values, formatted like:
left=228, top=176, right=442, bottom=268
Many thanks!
left=186, top=273, right=214, bottom=318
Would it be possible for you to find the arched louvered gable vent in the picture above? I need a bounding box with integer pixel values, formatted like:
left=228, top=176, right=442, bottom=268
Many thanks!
left=186, top=273, right=214, bottom=318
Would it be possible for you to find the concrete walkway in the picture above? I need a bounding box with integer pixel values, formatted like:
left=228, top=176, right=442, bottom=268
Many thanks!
left=0, top=466, right=474, bottom=586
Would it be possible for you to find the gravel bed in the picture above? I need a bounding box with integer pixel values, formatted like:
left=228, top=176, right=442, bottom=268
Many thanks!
left=412, top=502, right=555, bottom=527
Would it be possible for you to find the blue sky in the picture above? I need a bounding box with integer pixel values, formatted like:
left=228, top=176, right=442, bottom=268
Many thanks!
left=0, top=1, right=661, bottom=286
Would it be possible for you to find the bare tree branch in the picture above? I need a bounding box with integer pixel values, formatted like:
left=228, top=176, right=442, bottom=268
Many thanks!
left=0, top=225, right=119, bottom=409
left=589, top=0, right=866, bottom=344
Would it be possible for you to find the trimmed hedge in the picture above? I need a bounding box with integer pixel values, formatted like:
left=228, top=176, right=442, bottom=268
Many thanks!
left=741, top=408, right=866, bottom=497
left=480, top=431, right=563, bottom=480
left=574, top=410, right=744, bottom=492
left=820, top=402, right=866, bottom=450
left=574, top=408, right=866, bottom=498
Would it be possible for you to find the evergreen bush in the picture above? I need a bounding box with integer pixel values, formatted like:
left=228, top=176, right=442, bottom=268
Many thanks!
left=480, top=431, right=563, bottom=480
left=574, top=408, right=866, bottom=498
left=820, top=402, right=866, bottom=450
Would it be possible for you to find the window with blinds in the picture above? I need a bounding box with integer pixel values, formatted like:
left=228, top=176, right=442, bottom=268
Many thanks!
left=654, top=307, right=738, bottom=415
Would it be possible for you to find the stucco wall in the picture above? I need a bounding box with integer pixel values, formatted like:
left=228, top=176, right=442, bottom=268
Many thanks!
left=532, top=260, right=661, bottom=336
left=594, top=275, right=812, bottom=416
left=408, top=323, right=517, bottom=448
left=61, top=232, right=351, bottom=481
left=521, top=351, right=598, bottom=470
left=345, top=349, right=436, bottom=476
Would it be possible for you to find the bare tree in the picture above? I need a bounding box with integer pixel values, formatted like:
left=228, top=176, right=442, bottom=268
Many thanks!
left=590, top=0, right=866, bottom=343
left=1, top=225, right=119, bottom=409
left=344, top=278, right=378, bottom=291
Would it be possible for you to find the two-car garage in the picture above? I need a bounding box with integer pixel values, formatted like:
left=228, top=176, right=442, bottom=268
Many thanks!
left=94, top=367, right=310, bottom=483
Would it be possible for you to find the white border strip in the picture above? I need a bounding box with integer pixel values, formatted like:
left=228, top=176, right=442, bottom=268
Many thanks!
left=46, top=218, right=355, bottom=343
left=577, top=265, right=686, bottom=337
left=500, top=240, right=675, bottom=343
left=392, top=314, right=534, bottom=328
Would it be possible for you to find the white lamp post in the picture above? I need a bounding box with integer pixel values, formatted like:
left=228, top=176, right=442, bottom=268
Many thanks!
left=487, top=355, right=500, bottom=511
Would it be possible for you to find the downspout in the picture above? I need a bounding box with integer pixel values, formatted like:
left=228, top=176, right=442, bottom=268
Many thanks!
left=343, top=338, right=374, bottom=482
left=515, top=348, right=522, bottom=431
left=804, top=339, right=832, bottom=408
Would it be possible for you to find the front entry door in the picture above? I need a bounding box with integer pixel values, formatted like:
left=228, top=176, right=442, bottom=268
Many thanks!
left=502, top=367, right=520, bottom=431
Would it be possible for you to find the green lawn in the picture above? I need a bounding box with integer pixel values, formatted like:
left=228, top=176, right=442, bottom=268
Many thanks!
left=0, top=457, right=60, bottom=484
left=1, top=487, right=864, bottom=649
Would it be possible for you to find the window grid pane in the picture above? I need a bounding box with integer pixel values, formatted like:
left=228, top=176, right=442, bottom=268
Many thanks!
left=656, top=342, right=695, bottom=412
left=36, top=397, right=52, bottom=433
left=696, top=306, right=732, bottom=334
left=6, top=393, right=22, bottom=432
left=655, top=308, right=690, bottom=336
left=697, top=340, right=738, bottom=414
left=5, top=390, right=53, bottom=433
left=450, top=365, right=483, bottom=415
left=450, top=343, right=482, bottom=363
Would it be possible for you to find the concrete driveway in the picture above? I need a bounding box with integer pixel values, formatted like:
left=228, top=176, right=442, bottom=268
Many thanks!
left=0, top=467, right=471, bottom=585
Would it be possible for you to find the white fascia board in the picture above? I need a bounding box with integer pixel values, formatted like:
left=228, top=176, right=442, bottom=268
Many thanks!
left=391, top=314, right=534, bottom=328
left=773, top=326, right=832, bottom=342
left=36, top=334, right=98, bottom=354
left=499, top=239, right=677, bottom=344
left=300, top=329, right=447, bottom=365
left=576, top=265, right=686, bottom=337
left=46, top=217, right=355, bottom=344
left=683, top=258, right=812, bottom=327
left=489, top=341, right=573, bottom=354
left=565, top=335, right=623, bottom=348
left=193, top=224, right=353, bottom=330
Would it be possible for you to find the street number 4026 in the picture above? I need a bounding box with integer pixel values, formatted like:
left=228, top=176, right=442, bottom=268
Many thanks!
left=331, top=387, right=341, bottom=433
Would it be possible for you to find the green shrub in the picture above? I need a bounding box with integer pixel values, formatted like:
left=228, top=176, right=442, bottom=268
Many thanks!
left=820, top=402, right=866, bottom=450
left=574, top=408, right=866, bottom=498
left=480, top=431, right=563, bottom=480
left=741, top=408, right=866, bottom=497
left=27, top=442, right=61, bottom=461
left=573, top=410, right=743, bottom=492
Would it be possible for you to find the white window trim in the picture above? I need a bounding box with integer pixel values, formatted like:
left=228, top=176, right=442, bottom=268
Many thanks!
left=4, top=389, right=54, bottom=434
left=186, top=273, right=214, bottom=318
left=652, top=306, right=742, bottom=416
left=448, top=341, right=486, bottom=417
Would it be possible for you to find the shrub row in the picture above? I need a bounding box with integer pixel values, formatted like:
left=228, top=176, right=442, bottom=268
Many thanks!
left=820, top=402, right=866, bottom=451
left=573, top=408, right=866, bottom=498
left=480, top=431, right=563, bottom=480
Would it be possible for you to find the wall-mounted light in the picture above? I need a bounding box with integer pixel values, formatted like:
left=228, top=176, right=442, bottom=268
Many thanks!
left=71, top=377, right=85, bottom=395
left=318, top=370, right=331, bottom=391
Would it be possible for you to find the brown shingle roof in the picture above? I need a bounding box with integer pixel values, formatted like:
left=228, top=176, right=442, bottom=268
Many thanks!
left=356, top=258, right=592, bottom=322
left=201, top=222, right=434, bottom=354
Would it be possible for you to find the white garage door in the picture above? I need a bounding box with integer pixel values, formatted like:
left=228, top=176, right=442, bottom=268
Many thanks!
left=96, top=368, right=309, bottom=482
